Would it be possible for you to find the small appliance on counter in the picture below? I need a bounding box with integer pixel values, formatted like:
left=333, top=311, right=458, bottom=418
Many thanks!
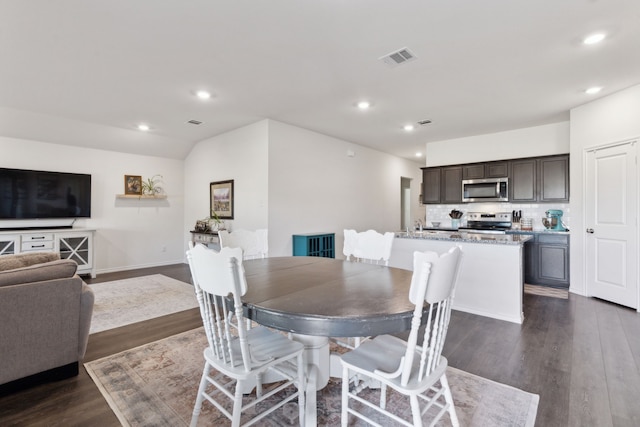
left=542, top=209, right=568, bottom=231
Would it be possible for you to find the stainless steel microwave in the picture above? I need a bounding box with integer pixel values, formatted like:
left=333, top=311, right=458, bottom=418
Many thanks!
left=462, top=178, right=508, bottom=202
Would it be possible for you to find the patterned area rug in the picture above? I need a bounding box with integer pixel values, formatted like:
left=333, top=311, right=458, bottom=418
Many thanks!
left=524, top=283, right=569, bottom=299
left=85, top=327, right=539, bottom=426
left=89, top=274, right=198, bottom=334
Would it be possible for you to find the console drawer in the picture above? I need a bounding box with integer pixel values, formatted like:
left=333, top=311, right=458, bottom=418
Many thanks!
left=22, top=240, right=55, bottom=251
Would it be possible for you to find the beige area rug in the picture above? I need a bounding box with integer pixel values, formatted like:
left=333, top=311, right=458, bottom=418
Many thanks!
left=524, top=283, right=569, bottom=299
left=89, top=274, right=198, bottom=334
left=85, top=327, right=539, bottom=427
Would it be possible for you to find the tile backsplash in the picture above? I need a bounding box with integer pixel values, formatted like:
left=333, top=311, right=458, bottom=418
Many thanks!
left=424, top=203, right=570, bottom=231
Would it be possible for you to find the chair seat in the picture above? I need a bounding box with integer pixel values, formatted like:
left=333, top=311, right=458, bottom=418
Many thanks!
left=341, top=334, right=448, bottom=392
left=204, top=326, right=304, bottom=378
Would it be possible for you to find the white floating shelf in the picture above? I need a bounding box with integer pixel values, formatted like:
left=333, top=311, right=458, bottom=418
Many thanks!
left=116, top=194, right=167, bottom=199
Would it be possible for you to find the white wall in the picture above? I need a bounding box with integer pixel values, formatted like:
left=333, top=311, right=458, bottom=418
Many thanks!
left=0, top=136, right=185, bottom=273
left=425, top=122, right=570, bottom=167
left=267, top=120, right=423, bottom=257
left=569, top=83, right=640, bottom=295
left=183, top=120, right=269, bottom=253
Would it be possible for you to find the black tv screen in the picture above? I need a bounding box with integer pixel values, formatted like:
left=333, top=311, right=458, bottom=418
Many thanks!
left=0, top=168, right=91, bottom=219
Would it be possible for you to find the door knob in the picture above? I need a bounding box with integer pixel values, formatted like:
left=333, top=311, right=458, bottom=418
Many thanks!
left=586, top=228, right=594, bottom=234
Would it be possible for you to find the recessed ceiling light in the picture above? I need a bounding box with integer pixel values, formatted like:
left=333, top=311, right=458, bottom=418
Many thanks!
left=585, top=86, right=602, bottom=95
left=357, top=101, right=370, bottom=110
left=583, top=33, right=606, bottom=45
left=415, top=152, right=423, bottom=157
left=137, top=124, right=150, bottom=131
left=404, top=124, right=415, bottom=131
left=195, top=90, right=211, bottom=100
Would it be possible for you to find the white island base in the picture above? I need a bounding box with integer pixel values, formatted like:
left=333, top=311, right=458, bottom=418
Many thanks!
left=389, top=234, right=526, bottom=324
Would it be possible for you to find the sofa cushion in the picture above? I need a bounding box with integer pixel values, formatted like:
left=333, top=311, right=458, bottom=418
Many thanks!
left=0, top=259, right=78, bottom=287
left=0, top=252, right=60, bottom=272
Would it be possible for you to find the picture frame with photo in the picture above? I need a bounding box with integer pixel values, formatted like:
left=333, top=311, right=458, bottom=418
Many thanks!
left=124, top=175, right=142, bottom=195
left=210, top=179, right=234, bottom=219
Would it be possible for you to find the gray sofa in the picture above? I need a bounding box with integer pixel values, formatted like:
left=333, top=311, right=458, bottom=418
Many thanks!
left=0, top=252, right=94, bottom=389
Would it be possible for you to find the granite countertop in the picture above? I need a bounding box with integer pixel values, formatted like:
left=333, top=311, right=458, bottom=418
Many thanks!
left=395, top=230, right=532, bottom=245
left=506, top=229, right=570, bottom=235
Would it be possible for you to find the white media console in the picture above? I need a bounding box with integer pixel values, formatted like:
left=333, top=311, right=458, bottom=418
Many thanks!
left=0, top=228, right=96, bottom=278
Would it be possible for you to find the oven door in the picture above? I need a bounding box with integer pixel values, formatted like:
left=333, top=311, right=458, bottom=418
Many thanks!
left=462, top=178, right=508, bottom=202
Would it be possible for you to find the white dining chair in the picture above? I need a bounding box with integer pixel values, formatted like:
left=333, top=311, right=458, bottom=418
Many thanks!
left=186, top=244, right=305, bottom=427
left=343, top=229, right=395, bottom=266
left=340, top=246, right=463, bottom=427
left=219, top=229, right=268, bottom=260
left=338, top=229, right=396, bottom=350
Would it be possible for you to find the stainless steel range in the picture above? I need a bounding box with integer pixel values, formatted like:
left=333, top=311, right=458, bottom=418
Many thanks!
left=459, top=212, right=512, bottom=234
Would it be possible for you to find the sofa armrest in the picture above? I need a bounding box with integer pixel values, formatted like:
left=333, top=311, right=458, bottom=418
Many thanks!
left=0, top=276, right=84, bottom=385
left=77, top=281, right=94, bottom=359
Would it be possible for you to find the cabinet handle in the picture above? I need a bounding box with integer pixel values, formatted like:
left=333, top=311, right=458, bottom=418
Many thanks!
left=32, top=244, right=45, bottom=248
left=586, top=228, right=594, bottom=234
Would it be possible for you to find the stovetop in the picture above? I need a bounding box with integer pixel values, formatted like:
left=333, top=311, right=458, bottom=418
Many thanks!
left=462, top=212, right=512, bottom=233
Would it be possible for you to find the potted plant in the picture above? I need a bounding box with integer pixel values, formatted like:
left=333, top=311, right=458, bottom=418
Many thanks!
left=141, top=175, right=164, bottom=196
left=200, top=209, right=223, bottom=231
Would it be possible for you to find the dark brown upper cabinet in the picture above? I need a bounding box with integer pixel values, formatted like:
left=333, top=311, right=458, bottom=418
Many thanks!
left=421, top=166, right=462, bottom=204
left=510, top=155, right=569, bottom=203
left=462, top=161, right=508, bottom=180
left=421, top=155, right=568, bottom=205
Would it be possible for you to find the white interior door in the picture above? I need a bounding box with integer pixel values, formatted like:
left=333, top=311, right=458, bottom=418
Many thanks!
left=585, top=140, right=637, bottom=309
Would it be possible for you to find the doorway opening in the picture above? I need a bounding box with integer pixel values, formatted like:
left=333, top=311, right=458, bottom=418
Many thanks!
left=400, top=177, right=412, bottom=231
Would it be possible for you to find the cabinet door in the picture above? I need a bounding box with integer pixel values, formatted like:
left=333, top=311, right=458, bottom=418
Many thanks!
left=486, top=161, right=508, bottom=178
left=421, top=168, right=441, bottom=204
left=539, top=155, right=569, bottom=202
left=462, top=164, right=485, bottom=180
left=441, top=166, right=462, bottom=203
left=537, top=244, right=569, bottom=287
left=0, top=236, right=19, bottom=255
left=57, top=233, right=93, bottom=271
left=510, top=159, right=537, bottom=202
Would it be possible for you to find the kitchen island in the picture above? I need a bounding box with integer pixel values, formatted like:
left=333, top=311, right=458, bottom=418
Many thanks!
left=389, top=230, right=532, bottom=324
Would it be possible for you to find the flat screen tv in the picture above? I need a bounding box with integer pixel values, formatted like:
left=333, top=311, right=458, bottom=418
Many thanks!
left=0, top=167, right=91, bottom=219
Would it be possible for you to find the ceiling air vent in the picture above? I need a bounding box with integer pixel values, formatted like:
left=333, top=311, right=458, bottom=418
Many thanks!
left=418, top=119, right=432, bottom=126
left=187, top=119, right=203, bottom=125
left=379, top=47, right=417, bottom=67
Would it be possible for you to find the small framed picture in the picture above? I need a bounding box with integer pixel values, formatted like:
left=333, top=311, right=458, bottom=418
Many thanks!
left=124, top=175, right=142, bottom=195
left=210, top=179, right=234, bottom=219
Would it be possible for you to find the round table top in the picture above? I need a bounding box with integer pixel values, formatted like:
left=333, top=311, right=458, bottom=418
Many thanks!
left=242, top=256, right=416, bottom=337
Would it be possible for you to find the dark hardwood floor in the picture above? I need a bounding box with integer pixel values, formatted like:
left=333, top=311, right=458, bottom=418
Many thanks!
left=1, top=263, right=639, bottom=426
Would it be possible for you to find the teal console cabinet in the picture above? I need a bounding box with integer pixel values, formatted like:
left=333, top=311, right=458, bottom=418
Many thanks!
left=292, top=233, right=335, bottom=258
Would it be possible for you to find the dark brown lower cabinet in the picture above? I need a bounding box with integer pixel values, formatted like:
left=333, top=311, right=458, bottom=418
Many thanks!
left=524, top=233, right=570, bottom=288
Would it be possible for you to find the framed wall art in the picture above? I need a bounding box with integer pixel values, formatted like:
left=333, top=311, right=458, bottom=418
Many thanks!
left=124, top=175, right=142, bottom=195
left=210, top=179, right=234, bottom=219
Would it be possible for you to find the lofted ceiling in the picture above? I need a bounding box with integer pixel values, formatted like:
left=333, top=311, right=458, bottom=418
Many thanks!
left=1, top=0, right=639, bottom=162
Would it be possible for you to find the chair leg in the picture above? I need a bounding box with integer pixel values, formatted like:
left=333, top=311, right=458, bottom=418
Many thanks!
left=297, top=352, right=306, bottom=427
left=190, top=362, right=210, bottom=427
left=409, top=394, right=423, bottom=427
left=256, top=372, right=263, bottom=398
left=440, top=374, right=460, bottom=427
left=380, top=383, right=387, bottom=410
left=232, top=381, right=244, bottom=427
left=341, top=365, right=350, bottom=427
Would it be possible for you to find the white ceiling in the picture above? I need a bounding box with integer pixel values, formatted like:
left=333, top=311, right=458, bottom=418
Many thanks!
left=1, top=1, right=639, bottom=161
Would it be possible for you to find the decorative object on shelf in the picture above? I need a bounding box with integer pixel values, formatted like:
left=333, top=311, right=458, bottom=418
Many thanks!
left=124, top=175, right=142, bottom=195
left=194, top=210, right=225, bottom=233
left=210, top=179, right=234, bottom=219
left=141, top=174, right=164, bottom=196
